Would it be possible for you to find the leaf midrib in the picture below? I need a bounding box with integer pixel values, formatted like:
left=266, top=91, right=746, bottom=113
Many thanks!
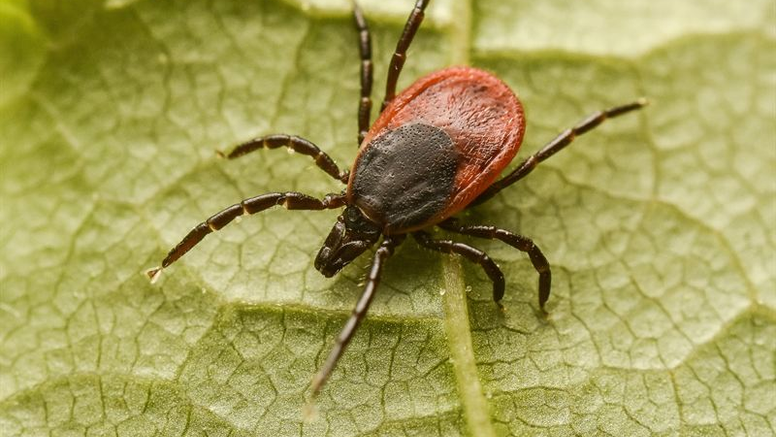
left=434, top=0, right=499, bottom=435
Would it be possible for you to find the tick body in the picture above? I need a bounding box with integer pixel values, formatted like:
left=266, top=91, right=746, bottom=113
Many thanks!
left=350, top=67, right=525, bottom=234
left=147, top=0, right=647, bottom=400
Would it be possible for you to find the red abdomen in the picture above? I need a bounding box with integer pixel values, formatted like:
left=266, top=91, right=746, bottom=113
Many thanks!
left=348, top=66, right=525, bottom=233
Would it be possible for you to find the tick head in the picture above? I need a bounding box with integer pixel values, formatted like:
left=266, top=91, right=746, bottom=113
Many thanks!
left=315, top=206, right=381, bottom=277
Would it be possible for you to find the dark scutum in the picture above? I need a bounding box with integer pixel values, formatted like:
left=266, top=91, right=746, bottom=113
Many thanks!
left=351, top=123, right=458, bottom=232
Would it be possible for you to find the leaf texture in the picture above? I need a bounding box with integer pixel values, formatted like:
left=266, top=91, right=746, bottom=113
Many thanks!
left=0, top=0, right=773, bottom=435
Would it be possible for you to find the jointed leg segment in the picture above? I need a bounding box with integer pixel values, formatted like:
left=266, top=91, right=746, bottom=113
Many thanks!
left=218, top=134, right=349, bottom=183
left=310, top=235, right=405, bottom=398
left=353, top=3, right=373, bottom=146
left=146, top=192, right=346, bottom=282
left=439, top=218, right=551, bottom=309
left=413, top=230, right=506, bottom=305
left=381, top=0, right=430, bottom=111
left=473, top=99, right=648, bottom=205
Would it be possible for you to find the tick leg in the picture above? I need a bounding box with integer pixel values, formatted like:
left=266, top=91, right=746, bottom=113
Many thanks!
left=310, top=235, right=404, bottom=398
left=353, top=3, right=373, bottom=146
left=473, top=99, right=648, bottom=205
left=145, top=192, right=347, bottom=282
left=412, top=230, right=505, bottom=306
left=381, top=0, right=431, bottom=111
left=439, top=218, right=551, bottom=310
left=218, top=134, right=349, bottom=184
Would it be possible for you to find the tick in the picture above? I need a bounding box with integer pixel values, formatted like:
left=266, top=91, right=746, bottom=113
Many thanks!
left=146, top=0, right=646, bottom=399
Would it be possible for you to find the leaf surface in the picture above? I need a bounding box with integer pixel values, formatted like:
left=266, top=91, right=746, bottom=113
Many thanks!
left=0, top=0, right=774, bottom=435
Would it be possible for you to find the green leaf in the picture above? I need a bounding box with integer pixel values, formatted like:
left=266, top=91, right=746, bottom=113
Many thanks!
left=1, top=0, right=773, bottom=435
